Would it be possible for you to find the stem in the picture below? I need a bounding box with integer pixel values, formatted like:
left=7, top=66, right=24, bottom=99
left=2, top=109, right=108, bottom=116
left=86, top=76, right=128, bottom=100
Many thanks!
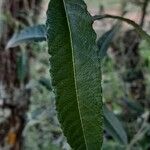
left=92, top=14, right=150, bottom=44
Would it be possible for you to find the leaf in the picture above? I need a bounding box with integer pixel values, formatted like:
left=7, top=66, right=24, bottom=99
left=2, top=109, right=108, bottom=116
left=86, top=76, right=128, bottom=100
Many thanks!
left=93, top=14, right=150, bottom=44
left=103, top=105, right=128, bottom=145
left=97, top=25, right=118, bottom=60
left=102, top=142, right=126, bottom=150
left=17, top=50, right=28, bottom=82
left=38, top=77, right=52, bottom=91
left=46, top=0, right=103, bottom=150
left=6, top=24, right=46, bottom=48
left=122, top=97, right=144, bottom=114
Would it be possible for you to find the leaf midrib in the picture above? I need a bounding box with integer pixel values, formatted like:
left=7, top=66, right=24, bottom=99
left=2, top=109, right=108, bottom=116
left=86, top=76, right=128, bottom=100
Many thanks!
left=62, top=0, right=88, bottom=149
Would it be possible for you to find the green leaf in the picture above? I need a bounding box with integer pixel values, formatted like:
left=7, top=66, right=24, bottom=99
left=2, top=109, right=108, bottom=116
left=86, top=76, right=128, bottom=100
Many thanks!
left=103, top=105, right=128, bottom=145
left=6, top=24, right=46, bottom=48
left=97, top=25, right=118, bottom=60
left=17, top=50, right=28, bottom=82
left=93, top=14, right=150, bottom=44
left=122, top=98, right=144, bottom=114
left=46, top=0, right=103, bottom=150
left=38, top=77, right=52, bottom=91
left=102, top=142, right=126, bottom=150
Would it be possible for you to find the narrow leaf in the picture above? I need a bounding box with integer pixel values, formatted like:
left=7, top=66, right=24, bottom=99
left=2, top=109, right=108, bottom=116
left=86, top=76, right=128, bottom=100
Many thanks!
left=97, top=25, right=118, bottom=60
left=103, top=105, right=128, bottom=145
left=102, top=142, right=126, bottom=150
left=39, top=77, right=52, bottom=91
left=46, top=0, right=103, bottom=150
left=93, top=14, right=150, bottom=43
left=17, top=50, right=28, bottom=82
left=122, top=98, right=144, bottom=114
left=6, top=24, right=46, bottom=48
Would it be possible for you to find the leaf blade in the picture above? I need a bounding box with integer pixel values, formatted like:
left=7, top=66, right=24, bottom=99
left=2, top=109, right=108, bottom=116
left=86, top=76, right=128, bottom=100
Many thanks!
left=6, top=24, right=46, bottom=48
left=46, top=0, right=103, bottom=149
left=97, top=25, right=119, bottom=60
left=103, top=105, right=128, bottom=145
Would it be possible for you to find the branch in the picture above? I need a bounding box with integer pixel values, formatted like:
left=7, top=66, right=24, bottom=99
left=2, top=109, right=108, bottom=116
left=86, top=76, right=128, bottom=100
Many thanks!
left=92, top=14, right=150, bottom=43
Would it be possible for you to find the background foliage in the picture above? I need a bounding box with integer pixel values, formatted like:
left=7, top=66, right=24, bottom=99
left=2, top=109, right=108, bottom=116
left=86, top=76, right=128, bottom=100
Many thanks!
left=0, top=0, right=150, bottom=150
